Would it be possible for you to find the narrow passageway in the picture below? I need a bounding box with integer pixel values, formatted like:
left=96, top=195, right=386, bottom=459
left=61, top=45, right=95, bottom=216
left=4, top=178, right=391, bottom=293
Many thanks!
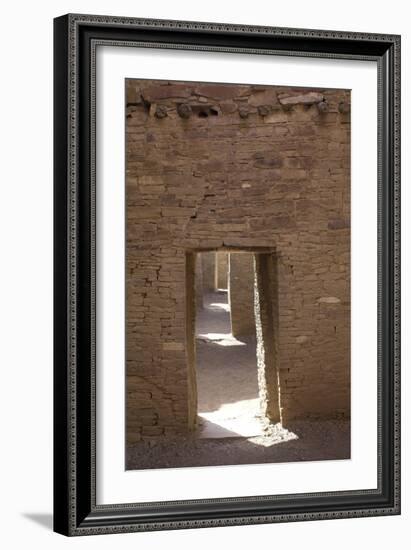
left=127, top=247, right=351, bottom=470
left=195, top=289, right=263, bottom=438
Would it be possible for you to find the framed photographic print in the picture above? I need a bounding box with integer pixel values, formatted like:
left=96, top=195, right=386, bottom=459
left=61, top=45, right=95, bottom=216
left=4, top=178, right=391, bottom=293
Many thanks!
left=53, top=13, right=401, bottom=536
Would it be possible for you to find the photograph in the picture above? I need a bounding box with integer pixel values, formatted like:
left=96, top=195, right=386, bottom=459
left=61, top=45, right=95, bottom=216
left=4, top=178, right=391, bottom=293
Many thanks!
left=0, top=0, right=405, bottom=544
left=125, top=78, right=351, bottom=470
left=52, top=12, right=400, bottom=535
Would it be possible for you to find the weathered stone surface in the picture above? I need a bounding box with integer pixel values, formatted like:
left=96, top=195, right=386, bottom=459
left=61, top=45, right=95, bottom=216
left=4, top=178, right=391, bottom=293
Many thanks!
left=278, top=91, right=324, bottom=105
left=318, top=296, right=341, bottom=304
left=328, top=218, right=350, bottom=230
left=154, top=105, right=168, bottom=119
left=142, top=84, right=192, bottom=101
left=257, top=105, right=272, bottom=117
left=254, top=253, right=282, bottom=423
left=248, top=88, right=280, bottom=107
left=338, top=101, right=351, bottom=114
left=126, top=85, right=141, bottom=104
left=215, top=252, right=228, bottom=289
left=194, top=84, right=250, bottom=100
left=317, top=100, right=329, bottom=113
left=201, top=252, right=216, bottom=291
left=253, top=152, right=283, bottom=169
left=125, top=78, right=351, bottom=444
left=238, top=108, right=250, bottom=119
left=177, top=103, right=192, bottom=119
left=162, top=342, right=185, bottom=351
left=229, top=253, right=255, bottom=337
left=195, top=255, right=204, bottom=308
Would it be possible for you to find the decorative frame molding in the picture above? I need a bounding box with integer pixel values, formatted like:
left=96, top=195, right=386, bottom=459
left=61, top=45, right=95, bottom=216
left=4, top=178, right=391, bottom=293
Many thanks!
left=54, top=13, right=400, bottom=536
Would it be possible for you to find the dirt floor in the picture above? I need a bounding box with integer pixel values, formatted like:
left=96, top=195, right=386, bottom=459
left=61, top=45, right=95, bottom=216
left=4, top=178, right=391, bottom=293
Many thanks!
left=126, top=419, right=350, bottom=470
left=126, top=290, right=350, bottom=471
left=196, top=290, right=262, bottom=438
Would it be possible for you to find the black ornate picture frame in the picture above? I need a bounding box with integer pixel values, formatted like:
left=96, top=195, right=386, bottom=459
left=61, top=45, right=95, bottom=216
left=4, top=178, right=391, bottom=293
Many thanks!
left=53, top=13, right=401, bottom=536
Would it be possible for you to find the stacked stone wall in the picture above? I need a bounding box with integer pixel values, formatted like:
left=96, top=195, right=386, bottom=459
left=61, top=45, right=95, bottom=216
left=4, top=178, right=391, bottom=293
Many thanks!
left=126, top=79, right=351, bottom=444
left=229, top=253, right=255, bottom=337
left=215, top=252, right=228, bottom=290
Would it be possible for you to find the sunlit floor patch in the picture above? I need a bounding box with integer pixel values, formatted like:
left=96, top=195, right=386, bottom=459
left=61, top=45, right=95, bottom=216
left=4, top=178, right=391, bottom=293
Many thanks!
left=197, top=331, right=247, bottom=347
left=252, top=422, right=299, bottom=447
left=197, top=398, right=262, bottom=438
left=208, top=301, right=231, bottom=312
left=197, top=405, right=299, bottom=446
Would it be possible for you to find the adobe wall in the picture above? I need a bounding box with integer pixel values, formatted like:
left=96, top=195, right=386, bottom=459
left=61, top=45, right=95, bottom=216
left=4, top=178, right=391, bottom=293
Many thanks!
left=126, top=78, right=351, bottom=444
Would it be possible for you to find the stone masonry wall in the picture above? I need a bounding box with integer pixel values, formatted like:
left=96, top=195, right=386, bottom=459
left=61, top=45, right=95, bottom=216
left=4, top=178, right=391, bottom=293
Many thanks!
left=201, top=252, right=215, bottom=291
left=215, top=252, right=228, bottom=290
left=228, top=253, right=255, bottom=337
left=126, top=78, right=351, bottom=444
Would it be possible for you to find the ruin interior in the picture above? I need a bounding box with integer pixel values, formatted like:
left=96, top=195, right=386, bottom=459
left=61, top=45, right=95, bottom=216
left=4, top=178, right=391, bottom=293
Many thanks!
left=125, top=79, right=351, bottom=469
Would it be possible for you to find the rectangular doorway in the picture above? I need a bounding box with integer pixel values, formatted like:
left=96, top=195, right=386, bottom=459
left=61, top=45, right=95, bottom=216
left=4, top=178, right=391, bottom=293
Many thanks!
left=194, top=251, right=262, bottom=439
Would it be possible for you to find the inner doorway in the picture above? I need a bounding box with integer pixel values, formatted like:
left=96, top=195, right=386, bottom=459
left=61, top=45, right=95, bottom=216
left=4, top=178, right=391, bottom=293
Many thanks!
left=195, top=251, right=263, bottom=439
